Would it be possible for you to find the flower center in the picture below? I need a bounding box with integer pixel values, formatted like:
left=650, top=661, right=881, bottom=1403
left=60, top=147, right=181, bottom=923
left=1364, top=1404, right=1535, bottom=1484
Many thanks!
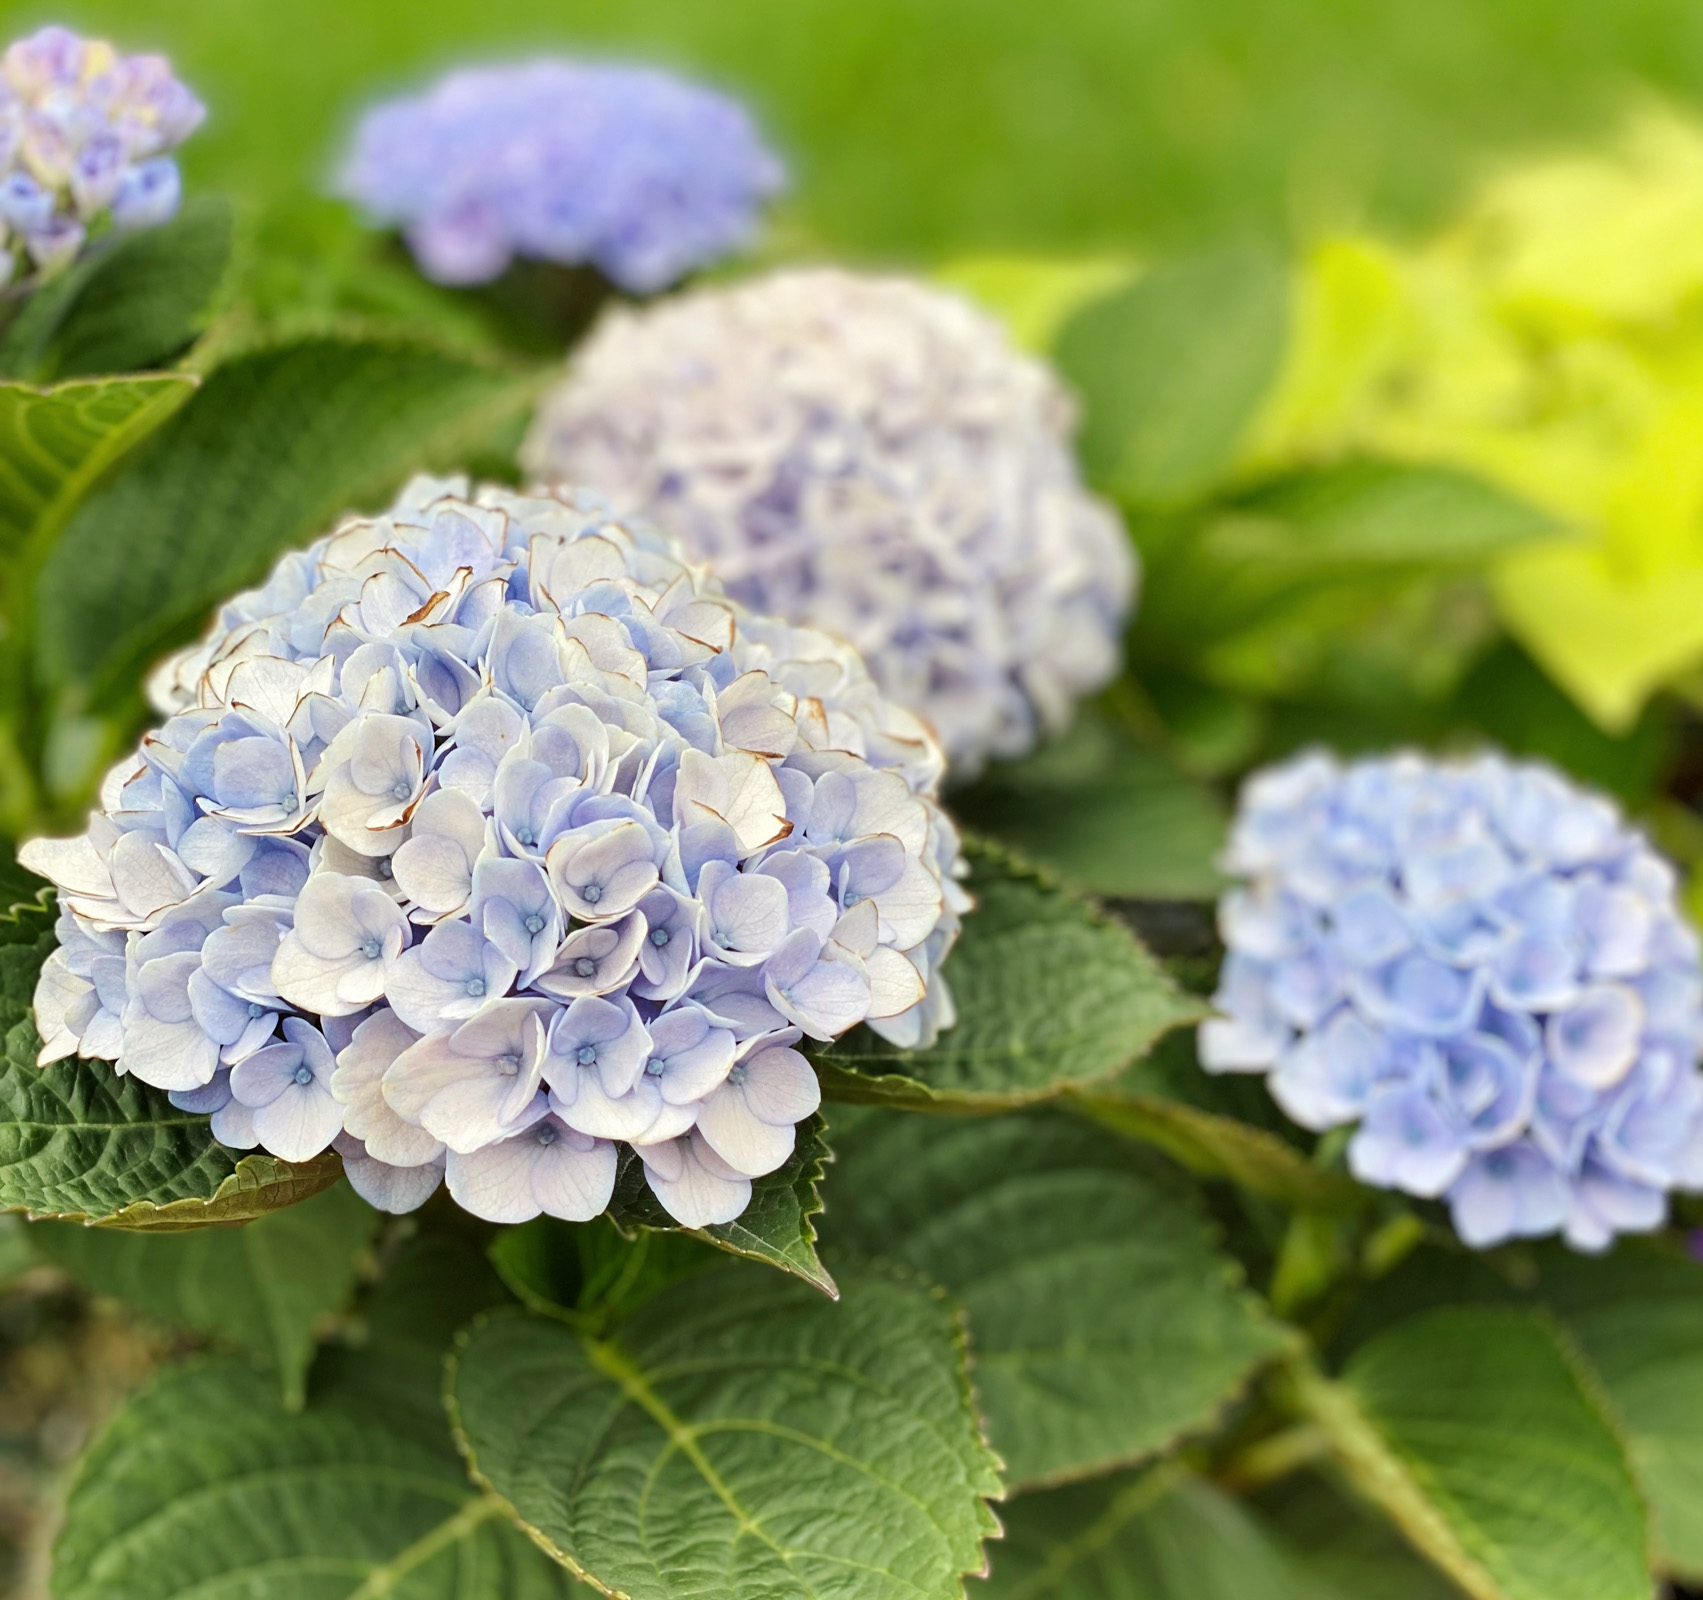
left=649, top=927, right=670, bottom=947
left=535, top=1124, right=557, bottom=1147
left=727, top=1063, right=748, bottom=1086
left=497, top=1052, right=520, bottom=1076
left=573, top=957, right=597, bottom=978
left=465, top=977, right=486, bottom=997
left=516, top=826, right=536, bottom=847
left=361, top=937, right=381, bottom=960
left=390, top=779, right=411, bottom=801
left=645, top=1057, right=666, bottom=1076
left=292, top=1064, right=313, bottom=1086
left=576, top=1044, right=598, bottom=1066
left=524, top=913, right=545, bottom=935
left=581, top=883, right=602, bottom=904
left=377, top=857, right=393, bottom=879
left=246, top=1002, right=265, bottom=1019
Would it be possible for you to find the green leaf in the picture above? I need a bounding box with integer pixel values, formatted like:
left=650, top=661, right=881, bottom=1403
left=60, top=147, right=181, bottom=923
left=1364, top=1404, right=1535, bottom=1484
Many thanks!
left=975, top=1466, right=1311, bottom=1599
left=52, top=1236, right=581, bottom=1600
left=449, top=1262, right=1003, bottom=1600
left=0, top=374, right=196, bottom=596
left=31, top=1179, right=379, bottom=1407
left=0, top=198, right=235, bottom=382
left=490, top=1215, right=717, bottom=1328
left=813, top=839, right=1204, bottom=1109
left=952, top=712, right=1228, bottom=900
left=1054, top=245, right=1288, bottom=507
left=599, top=1110, right=834, bottom=1294
left=1297, top=1308, right=1651, bottom=1600
left=0, top=894, right=340, bottom=1228
left=1138, top=462, right=1555, bottom=661
left=825, top=1106, right=1291, bottom=1487
left=38, top=328, right=543, bottom=697
left=1525, top=1244, right=1703, bottom=1582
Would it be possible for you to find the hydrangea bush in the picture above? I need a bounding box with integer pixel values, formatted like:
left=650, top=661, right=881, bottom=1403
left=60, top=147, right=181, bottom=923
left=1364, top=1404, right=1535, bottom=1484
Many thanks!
left=1203, top=749, right=1703, bottom=1249
left=524, top=268, right=1135, bottom=775
left=336, top=59, right=785, bottom=291
left=8, top=22, right=1703, bottom=1600
left=0, top=24, right=202, bottom=280
left=23, top=475, right=964, bottom=1228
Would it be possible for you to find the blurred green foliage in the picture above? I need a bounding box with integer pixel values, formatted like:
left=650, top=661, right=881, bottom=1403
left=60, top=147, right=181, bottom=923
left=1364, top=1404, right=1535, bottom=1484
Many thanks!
left=9, top=0, right=1703, bottom=262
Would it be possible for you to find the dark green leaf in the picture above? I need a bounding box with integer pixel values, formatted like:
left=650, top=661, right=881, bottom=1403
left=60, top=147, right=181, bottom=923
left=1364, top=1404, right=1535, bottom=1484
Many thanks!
left=975, top=1467, right=1310, bottom=1599
left=0, top=894, right=340, bottom=1228
left=601, top=1110, right=835, bottom=1294
left=1055, top=246, right=1288, bottom=507
left=449, top=1263, right=1003, bottom=1600
left=38, top=329, right=542, bottom=697
left=826, top=1107, right=1291, bottom=1487
left=32, top=1179, right=379, bottom=1407
left=953, top=712, right=1228, bottom=900
left=813, top=839, right=1203, bottom=1109
left=0, top=198, right=234, bottom=382
left=53, top=1236, right=580, bottom=1600
left=490, top=1215, right=716, bottom=1326
left=1299, top=1308, right=1650, bottom=1600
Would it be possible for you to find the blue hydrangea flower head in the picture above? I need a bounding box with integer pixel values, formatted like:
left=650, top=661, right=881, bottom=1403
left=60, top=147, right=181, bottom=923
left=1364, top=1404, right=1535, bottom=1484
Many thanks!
left=0, top=25, right=203, bottom=281
left=23, top=477, right=964, bottom=1228
left=335, top=59, right=785, bottom=292
left=524, top=269, right=1136, bottom=776
left=1202, top=749, right=1703, bottom=1251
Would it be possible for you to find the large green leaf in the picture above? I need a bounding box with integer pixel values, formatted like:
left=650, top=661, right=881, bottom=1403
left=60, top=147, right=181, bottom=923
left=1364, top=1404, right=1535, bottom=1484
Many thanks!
left=32, top=1179, right=378, bottom=1407
left=975, top=1467, right=1309, bottom=1599
left=38, top=329, right=542, bottom=698
left=449, top=1262, right=1003, bottom=1599
left=52, top=1235, right=581, bottom=1600
left=0, top=197, right=234, bottom=382
left=0, top=894, right=339, bottom=1228
left=1055, top=246, right=1288, bottom=507
left=603, top=1111, right=835, bottom=1294
left=1519, top=1244, right=1703, bottom=1583
left=952, top=713, right=1228, bottom=900
left=0, top=374, right=196, bottom=583
left=813, top=839, right=1203, bottom=1109
left=826, top=1107, right=1290, bottom=1487
left=1298, top=1308, right=1650, bottom=1600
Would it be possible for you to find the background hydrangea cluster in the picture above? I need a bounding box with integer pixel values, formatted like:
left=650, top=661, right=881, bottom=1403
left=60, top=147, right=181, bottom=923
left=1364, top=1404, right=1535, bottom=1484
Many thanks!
left=524, top=268, right=1136, bottom=776
left=22, top=476, right=964, bottom=1229
left=0, top=24, right=202, bottom=281
left=1202, top=749, right=1703, bottom=1250
left=335, top=58, right=786, bottom=292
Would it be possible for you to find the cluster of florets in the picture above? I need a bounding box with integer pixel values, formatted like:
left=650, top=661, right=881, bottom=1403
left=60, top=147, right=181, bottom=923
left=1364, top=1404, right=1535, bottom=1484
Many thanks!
left=0, top=26, right=203, bottom=282
left=523, top=269, right=1135, bottom=777
left=335, top=59, right=785, bottom=292
left=1201, top=750, right=1703, bottom=1251
left=25, top=477, right=964, bottom=1229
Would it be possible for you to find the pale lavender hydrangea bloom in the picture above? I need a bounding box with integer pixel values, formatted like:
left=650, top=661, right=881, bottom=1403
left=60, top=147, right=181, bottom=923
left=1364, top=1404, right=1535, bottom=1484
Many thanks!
left=335, top=59, right=784, bottom=292
left=0, top=25, right=203, bottom=282
left=523, top=270, right=1136, bottom=777
left=25, top=477, right=965, bottom=1229
left=1202, top=750, right=1703, bottom=1252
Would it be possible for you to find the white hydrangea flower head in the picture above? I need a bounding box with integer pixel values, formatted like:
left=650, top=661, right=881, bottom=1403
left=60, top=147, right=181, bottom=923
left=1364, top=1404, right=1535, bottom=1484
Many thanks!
left=25, top=477, right=967, bottom=1229
left=522, top=268, right=1137, bottom=777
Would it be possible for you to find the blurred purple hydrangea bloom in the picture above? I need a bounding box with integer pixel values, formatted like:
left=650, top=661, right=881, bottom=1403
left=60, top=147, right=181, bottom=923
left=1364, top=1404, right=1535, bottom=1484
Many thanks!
left=0, top=25, right=203, bottom=282
left=24, top=476, right=965, bottom=1231
left=1201, top=749, right=1703, bottom=1252
left=335, top=59, right=785, bottom=292
left=525, top=270, right=1135, bottom=776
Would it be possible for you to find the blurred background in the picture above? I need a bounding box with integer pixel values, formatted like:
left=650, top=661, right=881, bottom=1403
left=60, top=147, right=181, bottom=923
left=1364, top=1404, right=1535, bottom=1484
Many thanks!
left=6, top=0, right=1703, bottom=1594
